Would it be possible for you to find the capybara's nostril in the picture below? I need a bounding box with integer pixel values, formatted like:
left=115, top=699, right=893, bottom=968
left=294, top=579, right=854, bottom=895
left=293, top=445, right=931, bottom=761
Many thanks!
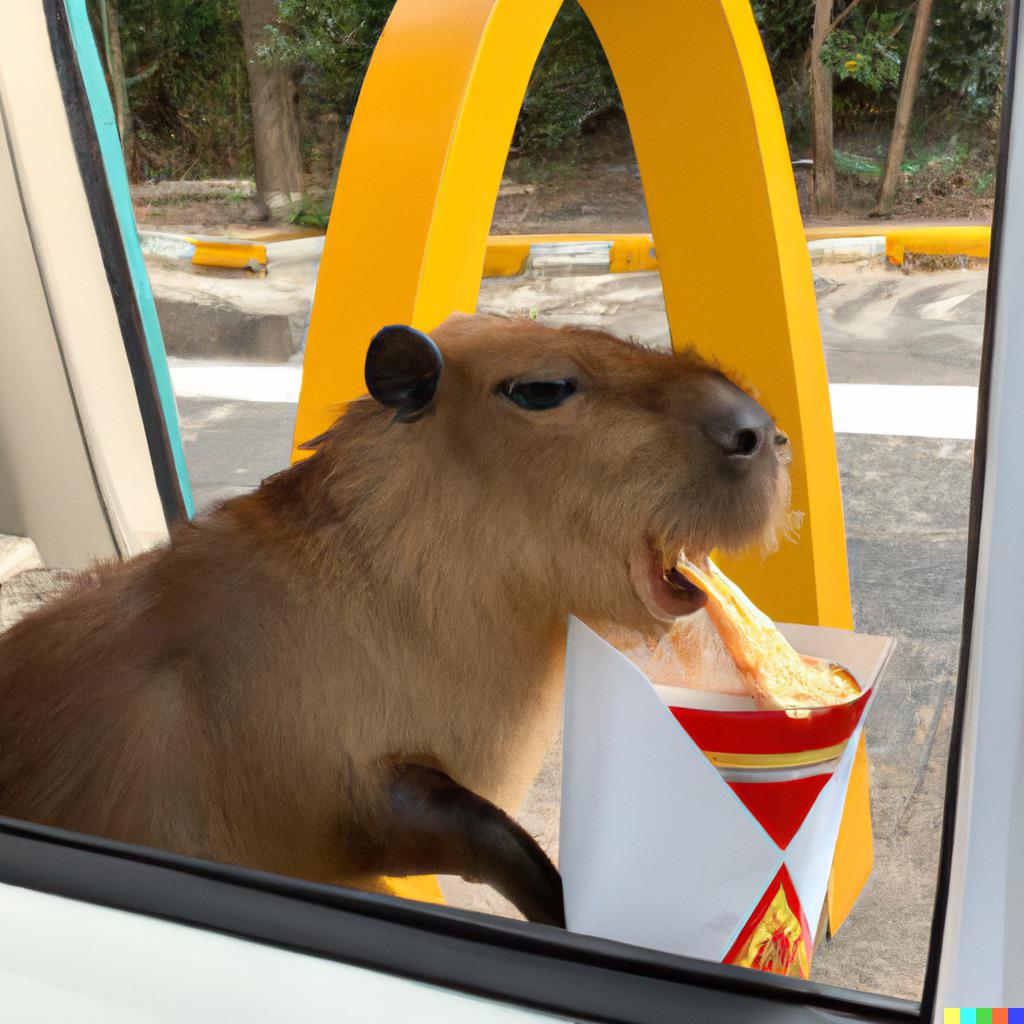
left=701, top=375, right=774, bottom=461
left=731, top=427, right=762, bottom=457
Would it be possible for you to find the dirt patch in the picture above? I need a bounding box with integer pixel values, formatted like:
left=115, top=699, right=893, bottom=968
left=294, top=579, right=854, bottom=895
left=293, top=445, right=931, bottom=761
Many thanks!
left=130, top=125, right=992, bottom=239
left=490, top=123, right=649, bottom=234
left=816, top=164, right=996, bottom=225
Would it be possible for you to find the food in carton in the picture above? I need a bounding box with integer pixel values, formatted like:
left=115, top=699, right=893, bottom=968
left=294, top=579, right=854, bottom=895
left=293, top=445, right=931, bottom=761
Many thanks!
left=674, top=557, right=860, bottom=710
left=608, top=556, right=861, bottom=713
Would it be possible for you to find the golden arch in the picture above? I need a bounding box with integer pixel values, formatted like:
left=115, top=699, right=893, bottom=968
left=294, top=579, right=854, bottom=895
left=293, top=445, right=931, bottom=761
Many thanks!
left=293, top=0, right=852, bottom=629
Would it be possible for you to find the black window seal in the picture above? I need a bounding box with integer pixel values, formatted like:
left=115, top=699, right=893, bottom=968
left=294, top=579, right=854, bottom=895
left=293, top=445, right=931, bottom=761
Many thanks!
left=0, top=815, right=916, bottom=1024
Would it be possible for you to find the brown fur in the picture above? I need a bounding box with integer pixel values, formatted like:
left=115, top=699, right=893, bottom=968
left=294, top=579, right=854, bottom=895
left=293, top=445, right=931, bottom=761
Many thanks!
left=0, top=315, right=790, bottom=890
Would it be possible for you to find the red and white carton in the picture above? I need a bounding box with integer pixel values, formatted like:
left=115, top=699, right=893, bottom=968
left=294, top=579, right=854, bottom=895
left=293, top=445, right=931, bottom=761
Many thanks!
left=559, top=616, right=893, bottom=978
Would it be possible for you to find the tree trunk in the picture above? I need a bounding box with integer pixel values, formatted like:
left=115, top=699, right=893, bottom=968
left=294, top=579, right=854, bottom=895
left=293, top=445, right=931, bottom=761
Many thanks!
left=101, top=0, right=135, bottom=179
left=810, top=0, right=836, bottom=216
left=991, top=0, right=1012, bottom=161
left=873, top=0, right=935, bottom=217
left=236, top=0, right=304, bottom=220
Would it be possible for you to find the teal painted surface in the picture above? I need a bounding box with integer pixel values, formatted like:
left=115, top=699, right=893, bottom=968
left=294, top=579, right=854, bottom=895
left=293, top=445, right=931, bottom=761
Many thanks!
left=63, top=0, right=194, bottom=517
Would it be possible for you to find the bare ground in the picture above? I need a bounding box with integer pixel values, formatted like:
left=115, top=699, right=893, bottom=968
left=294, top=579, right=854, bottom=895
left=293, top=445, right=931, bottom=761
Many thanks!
left=131, top=125, right=994, bottom=239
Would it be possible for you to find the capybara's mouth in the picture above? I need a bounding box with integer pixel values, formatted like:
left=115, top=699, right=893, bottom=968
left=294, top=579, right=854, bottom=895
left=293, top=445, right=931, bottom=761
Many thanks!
left=629, top=542, right=710, bottom=623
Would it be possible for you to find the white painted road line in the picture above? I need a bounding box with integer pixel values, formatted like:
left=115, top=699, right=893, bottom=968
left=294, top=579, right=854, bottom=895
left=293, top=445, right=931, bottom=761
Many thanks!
left=919, top=292, right=975, bottom=321
left=828, top=383, right=978, bottom=440
left=169, top=364, right=980, bottom=440
left=170, top=363, right=303, bottom=404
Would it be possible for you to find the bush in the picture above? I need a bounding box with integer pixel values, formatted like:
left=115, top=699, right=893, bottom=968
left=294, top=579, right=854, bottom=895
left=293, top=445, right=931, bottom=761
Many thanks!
left=262, top=0, right=621, bottom=155
left=260, top=0, right=391, bottom=122
left=515, top=2, right=620, bottom=153
left=101, top=0, right=251, bottom=179
left=109, top=0, right=1006, bottom=187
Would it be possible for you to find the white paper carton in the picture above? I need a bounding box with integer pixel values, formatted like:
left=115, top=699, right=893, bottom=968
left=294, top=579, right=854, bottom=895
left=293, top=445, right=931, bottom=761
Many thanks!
left=560, top=616, right=893, bottom=977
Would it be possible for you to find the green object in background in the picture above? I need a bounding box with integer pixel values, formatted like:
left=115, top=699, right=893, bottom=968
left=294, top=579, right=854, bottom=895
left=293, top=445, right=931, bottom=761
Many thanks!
left=834, top=150, right=883, bottom=177
left=834, top=143, right=972, bottom=180
left=63, top=0, right=195, bottom=518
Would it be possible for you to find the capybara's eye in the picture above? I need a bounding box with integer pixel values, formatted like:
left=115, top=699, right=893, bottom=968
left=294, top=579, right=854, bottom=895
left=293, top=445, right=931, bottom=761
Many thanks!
left=499, top=378, right=579, bottom=411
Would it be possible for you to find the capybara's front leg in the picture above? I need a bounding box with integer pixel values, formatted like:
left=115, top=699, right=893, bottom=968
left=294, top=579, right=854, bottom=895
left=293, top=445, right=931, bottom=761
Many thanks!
left=375, top=762, right=564, bottom=927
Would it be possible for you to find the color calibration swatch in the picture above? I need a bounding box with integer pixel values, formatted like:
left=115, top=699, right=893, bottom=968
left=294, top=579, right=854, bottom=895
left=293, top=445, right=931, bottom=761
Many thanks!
left=944, top=1011, right=1024, bottom=1023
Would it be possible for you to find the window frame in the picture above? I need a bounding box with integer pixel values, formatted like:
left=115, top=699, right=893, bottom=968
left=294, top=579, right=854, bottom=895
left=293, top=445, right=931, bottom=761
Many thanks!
left=0, top=0, right=1016, bottom=1020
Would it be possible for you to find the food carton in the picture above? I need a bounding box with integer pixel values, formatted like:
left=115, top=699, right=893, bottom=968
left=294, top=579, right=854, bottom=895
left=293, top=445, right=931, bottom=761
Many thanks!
left=560, top=617, right=893, bottom=977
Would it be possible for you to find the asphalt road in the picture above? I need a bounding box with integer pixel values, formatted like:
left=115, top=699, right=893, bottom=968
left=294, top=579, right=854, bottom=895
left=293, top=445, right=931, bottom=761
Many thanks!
left=174, top=262, right=987, bottom=1001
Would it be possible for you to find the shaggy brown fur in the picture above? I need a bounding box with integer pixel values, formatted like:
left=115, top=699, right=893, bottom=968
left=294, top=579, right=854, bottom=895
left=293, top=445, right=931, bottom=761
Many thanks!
left=0, top=315, right=790, bottom=914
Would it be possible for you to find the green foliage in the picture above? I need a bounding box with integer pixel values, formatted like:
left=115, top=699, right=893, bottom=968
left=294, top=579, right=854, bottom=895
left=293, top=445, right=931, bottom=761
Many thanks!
left=898, top=139, right=971, bottom=174
left=97, top=0, right=250, bottom=178
left=288, top=195, right=332, bottom=228
left=750, top=0, right=815, bottom=141
left=516, top=2, right=620, bottom=152
left=972, top=169, right=995, bottom=194
left=261, top=0, right=620, bottom=154
left=106, top=0, right=1006, bottom=200
left=923, top=0, right=1006, bottom=114
left=751, top=0, right=1006, bottom=156
left=819, top=21, right=902, bottom=92
left=751, top=0, right=814, bottom=68
left=259, top=0, right=392, bottom=117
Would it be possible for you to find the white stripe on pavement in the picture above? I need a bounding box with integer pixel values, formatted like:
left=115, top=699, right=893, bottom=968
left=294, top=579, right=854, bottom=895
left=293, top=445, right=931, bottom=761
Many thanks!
left=827, top=383, right=977, bottom=440
left=170, top=363, right=302, bottom=404
left=169, top=364, right=979, bottom=440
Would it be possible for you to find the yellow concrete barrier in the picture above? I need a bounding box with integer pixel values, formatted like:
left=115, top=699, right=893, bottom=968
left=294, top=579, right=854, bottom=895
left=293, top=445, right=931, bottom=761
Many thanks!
left=804, top=223, right=990, bottom=264
left=480, top=224, right=991, bottom=276
left=482, top=233, right=659, bottom=276
left=381, top=874, right=446, bottom=905
left=882, top=225, right=990, bottom=265
left=186, top=237, right=267, bottom=271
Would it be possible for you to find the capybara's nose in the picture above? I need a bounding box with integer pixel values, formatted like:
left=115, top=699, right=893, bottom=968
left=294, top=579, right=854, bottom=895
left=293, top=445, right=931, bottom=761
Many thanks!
left=701, top=376, right=775, bottom=461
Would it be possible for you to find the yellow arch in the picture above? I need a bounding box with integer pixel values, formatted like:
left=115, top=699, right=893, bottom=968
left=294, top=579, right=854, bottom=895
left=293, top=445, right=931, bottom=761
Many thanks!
left=293, top=0, right=852, bottom=629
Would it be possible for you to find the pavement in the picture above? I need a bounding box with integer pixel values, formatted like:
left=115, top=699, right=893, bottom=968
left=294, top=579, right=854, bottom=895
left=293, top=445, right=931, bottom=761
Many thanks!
left=2, top=259, right=987, bottom=1002
left=145, top=236, right=321, bottom=361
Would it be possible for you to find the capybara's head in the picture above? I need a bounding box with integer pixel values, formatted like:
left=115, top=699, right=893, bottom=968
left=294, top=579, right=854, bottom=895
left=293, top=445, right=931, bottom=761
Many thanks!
left=338, top=314, right=792, bottom=632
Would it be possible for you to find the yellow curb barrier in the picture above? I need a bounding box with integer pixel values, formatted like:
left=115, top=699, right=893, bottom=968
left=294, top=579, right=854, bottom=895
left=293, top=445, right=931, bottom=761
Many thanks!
left=805, top=223, right=990, bottom=264
left=186, top=237, right=267, bottom=271
left=481, top=224, right=991, bottom=276
left=881, top=225, right=990, bottom=265
left=182, top=226, right=988, bottom=276
left=483, top=233, right=659, bottom=276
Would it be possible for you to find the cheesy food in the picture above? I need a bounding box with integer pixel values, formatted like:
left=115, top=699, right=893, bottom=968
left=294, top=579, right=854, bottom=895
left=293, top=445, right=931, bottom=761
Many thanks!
left=676, top=558, right=860, bottom=710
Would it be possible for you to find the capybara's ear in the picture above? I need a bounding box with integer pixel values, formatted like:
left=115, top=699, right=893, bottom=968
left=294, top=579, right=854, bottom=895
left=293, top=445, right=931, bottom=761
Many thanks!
left=365, top=325, right=444, bottom=423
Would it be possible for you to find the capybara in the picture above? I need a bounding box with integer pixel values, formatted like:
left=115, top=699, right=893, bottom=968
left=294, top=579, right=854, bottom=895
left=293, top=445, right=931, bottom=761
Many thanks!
left=0, top=314, right=792, bottom=925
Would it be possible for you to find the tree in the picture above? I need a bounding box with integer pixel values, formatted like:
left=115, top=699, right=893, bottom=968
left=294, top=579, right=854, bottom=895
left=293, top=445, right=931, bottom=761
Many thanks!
left=263, top=0, right=619, bottom=155
left=236, top=0, right=304, bottom=219
left=809, top=0, right=836, bottom=216
left=97, top=0, right=136, bottom=177
left=872, top=0, right=935, bottom=216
